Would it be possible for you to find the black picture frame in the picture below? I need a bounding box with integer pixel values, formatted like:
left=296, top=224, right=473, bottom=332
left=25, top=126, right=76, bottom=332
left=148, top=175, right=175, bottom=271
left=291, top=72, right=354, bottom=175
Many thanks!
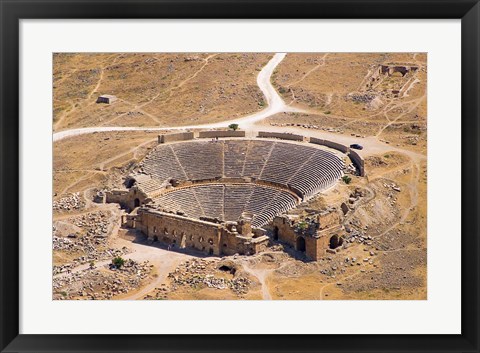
left=1, top=1, right=479, bottom=352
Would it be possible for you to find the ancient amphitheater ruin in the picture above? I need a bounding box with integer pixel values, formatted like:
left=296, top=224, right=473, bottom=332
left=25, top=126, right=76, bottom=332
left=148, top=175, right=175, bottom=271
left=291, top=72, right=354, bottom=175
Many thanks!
left=106, top=131, right=365, bottom=260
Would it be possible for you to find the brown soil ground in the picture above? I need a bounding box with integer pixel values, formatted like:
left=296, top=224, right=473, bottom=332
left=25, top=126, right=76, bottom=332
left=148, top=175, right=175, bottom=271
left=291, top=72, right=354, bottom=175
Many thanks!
left=270, top=53, right=427, bottom=155
left=53, top=53, right=271, bottom=131
left=53, top=53, right=427, bottom=300
left=53, top=131, right=161, bottom=198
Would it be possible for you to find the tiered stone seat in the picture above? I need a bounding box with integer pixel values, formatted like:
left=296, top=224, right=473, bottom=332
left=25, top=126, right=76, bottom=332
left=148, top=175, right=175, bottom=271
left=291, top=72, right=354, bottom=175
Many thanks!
left=154, top=188, right=204, bottom=219
left=244, top=185, right=296, bottom=227
left=132, top=174, right=165, bottom=196
left=242, top=141, right=274, bottom=178
left=287, top=150, right=344, bottom=198
left=143, top=139, right=345, bottom=212
left=154, top=183, right=298, bottom=227
left=192, top=184, right=224, bottom=220
left=259, top=143, right=317, bottom=185
left=224, top=184, right=255, bottom=221
left=224, top=141, right=248, bottom=178
left=141, top=145, right=187, bottom=181
left=172, top=142, right=223, bottom=181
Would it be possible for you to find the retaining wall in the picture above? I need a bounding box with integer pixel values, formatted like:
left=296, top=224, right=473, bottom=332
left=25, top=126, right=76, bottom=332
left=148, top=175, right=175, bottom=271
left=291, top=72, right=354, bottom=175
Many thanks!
left=158, top=131, right=194, bottom=144
left=348, top=150, right=365, bottom=176
left=258, top=131, right=304, bottom=141
left=310, top=137, right=349, bottom=153
left=198, top=130, right=246, bottom=138
left=309, top=137, right=365, bottom=176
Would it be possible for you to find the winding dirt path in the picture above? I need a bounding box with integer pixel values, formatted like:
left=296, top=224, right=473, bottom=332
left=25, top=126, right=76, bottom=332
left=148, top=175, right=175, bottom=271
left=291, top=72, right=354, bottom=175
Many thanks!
left=53, top=53, right=303, bottom=142
left=54, top=54, right=121, bottom=131
left=241, top=262, right=272, bottom=300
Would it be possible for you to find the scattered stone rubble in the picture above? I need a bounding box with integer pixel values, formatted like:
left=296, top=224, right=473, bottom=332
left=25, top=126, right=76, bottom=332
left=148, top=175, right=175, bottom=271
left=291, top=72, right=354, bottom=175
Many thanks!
left=347, top=92, right=377, bottom=104
left=269, top=122, right=346, bottom=134
left=143, top=284, right=170, bottom=300
left=53, top=193, right=85, bottom=212
left=168, top=259, right=251, bottom=295
left=52, top=211, right=130, bottom=274
left=53, top=259, right=152, bottom=300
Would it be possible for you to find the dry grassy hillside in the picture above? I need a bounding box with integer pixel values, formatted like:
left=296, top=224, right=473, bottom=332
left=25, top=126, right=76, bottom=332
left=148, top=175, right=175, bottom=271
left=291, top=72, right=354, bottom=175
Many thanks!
left=271, top=53, right=427, bottom=154
left=53, top=131, right=161, bottom=198
left=53, top=53, right=272, bottom=131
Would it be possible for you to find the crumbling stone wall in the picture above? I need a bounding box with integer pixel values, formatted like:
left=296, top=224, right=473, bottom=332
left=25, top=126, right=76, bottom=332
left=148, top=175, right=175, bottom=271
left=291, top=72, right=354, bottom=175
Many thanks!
left=258, top=131, right=304, bottom=141
left=317, top=210, right=341, bottom=230
left=272, top=213, right=343, bottom=261
left=158, top=131, right=194, bottom=144
left=198, top=130, right=246, bottom=138
left=310, top=137, right=349, bottom=153
left=380, top=65, right=418, bottom=77
left=309, top=138, right=365, bottom=176
left=106, top=187, right=150, bottom=211
left=348, top=150, right=365, bottom=177
left=134, top=209, right=269, bottom=256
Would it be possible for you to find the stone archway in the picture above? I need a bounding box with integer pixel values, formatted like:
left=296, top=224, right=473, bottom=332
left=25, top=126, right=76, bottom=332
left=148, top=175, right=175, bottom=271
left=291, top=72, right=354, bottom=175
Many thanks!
left=180, top=232, right=186, bottom=248
left=296, top=236, right=306, bottom=252
left=329, top=235, right=344, bottom=249
left=134, top=198, right=140, bottom=208
left=273, top=226, right=279, bottom=241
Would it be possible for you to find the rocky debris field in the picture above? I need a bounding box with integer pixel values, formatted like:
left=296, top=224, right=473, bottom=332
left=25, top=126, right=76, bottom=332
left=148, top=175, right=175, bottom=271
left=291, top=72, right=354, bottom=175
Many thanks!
left=143, top=283, right=170, bottom=300
left=341, top=249, right=426, bottom=293
left=53, top=210, right=130, bottom=274
left=70, top=211, right=113, bottom=237
left=168, top=258, right=251, bottom=295
left=269, top=122, right=348, bottom=135
left=53, top=192, right=85, bottom=212
left=53, top=259, right=152, bottom=300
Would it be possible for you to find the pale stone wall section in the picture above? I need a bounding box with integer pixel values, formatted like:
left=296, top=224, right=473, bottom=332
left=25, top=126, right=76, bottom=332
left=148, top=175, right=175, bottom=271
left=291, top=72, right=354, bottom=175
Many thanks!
left=257, top=131, right=305, bottom=141
left=158, top=131, right=194, bottom=144
left=198, top=130, right=246, bottom=138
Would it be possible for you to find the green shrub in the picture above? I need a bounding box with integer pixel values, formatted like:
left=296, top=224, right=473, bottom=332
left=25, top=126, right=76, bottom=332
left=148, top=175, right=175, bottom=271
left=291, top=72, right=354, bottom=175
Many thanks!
left=228, top=123, right=239, bottom=131
left=112, top=256, right=126, bottom=269
left=298, top=221, right=308, bottom=230
left=342, top=175, right=352, bottom=184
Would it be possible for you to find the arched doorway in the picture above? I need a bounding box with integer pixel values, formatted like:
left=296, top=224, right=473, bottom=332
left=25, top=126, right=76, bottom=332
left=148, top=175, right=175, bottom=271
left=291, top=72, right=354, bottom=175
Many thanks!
left=134, top=198, right=140, bottom=208
left=329, top=235, right=344, bottom=249
left=296, top=236, right=306, bottom=252
left=273, top=226, right=279, bottom=241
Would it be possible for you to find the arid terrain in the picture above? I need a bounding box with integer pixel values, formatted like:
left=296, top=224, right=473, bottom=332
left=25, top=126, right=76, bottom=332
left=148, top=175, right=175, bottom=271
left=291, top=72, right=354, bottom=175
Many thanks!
left=53, top=52, right=427, bottom=300
left=53, top=53, right=271, bottom=131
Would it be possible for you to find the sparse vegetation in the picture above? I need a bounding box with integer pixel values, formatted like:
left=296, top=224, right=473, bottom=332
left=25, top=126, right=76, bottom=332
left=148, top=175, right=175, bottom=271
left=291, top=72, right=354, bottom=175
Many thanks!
left=112, top=256, right=126, bottom=269
left=228, top=123, right=239, bottom=131
left=342, top=175, right=352, bottom=184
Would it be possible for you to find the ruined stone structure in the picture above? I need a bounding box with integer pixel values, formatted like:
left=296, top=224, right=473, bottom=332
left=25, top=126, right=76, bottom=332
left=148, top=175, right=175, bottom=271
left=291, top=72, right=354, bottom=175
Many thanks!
left=131, top=208, right=269, bottom=256
left=106, top=136, right=359, bottom=259
left=158, top=131, right=194, bottom=144
left=310, top=137, right=365, bottom=176
left=359, top=63, right=421, bottom=99
left=379, top=64, right=418, bottom=77
left=96, top=95, right=117, bottom=104
left=258, top=131, right=305, bottom=141
left=198, top=130, right=246, bottom=138
left=272, top=208, right=344, bottom=261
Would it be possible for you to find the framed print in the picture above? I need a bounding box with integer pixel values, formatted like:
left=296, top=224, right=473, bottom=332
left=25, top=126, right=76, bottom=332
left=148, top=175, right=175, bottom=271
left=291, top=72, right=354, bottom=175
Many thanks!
left=1, top=0, right=479, bottom=352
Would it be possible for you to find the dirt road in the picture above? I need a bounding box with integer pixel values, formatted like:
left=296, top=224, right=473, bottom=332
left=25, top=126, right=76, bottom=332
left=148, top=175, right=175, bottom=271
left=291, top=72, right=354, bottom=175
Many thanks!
left=53, top=53, right=302, bottom=142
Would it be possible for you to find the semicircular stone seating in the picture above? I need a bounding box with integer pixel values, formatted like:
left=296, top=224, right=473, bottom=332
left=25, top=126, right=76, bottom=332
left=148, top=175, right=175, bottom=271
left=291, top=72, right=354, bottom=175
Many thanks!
left=142, top=139, right=344, bottom=227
